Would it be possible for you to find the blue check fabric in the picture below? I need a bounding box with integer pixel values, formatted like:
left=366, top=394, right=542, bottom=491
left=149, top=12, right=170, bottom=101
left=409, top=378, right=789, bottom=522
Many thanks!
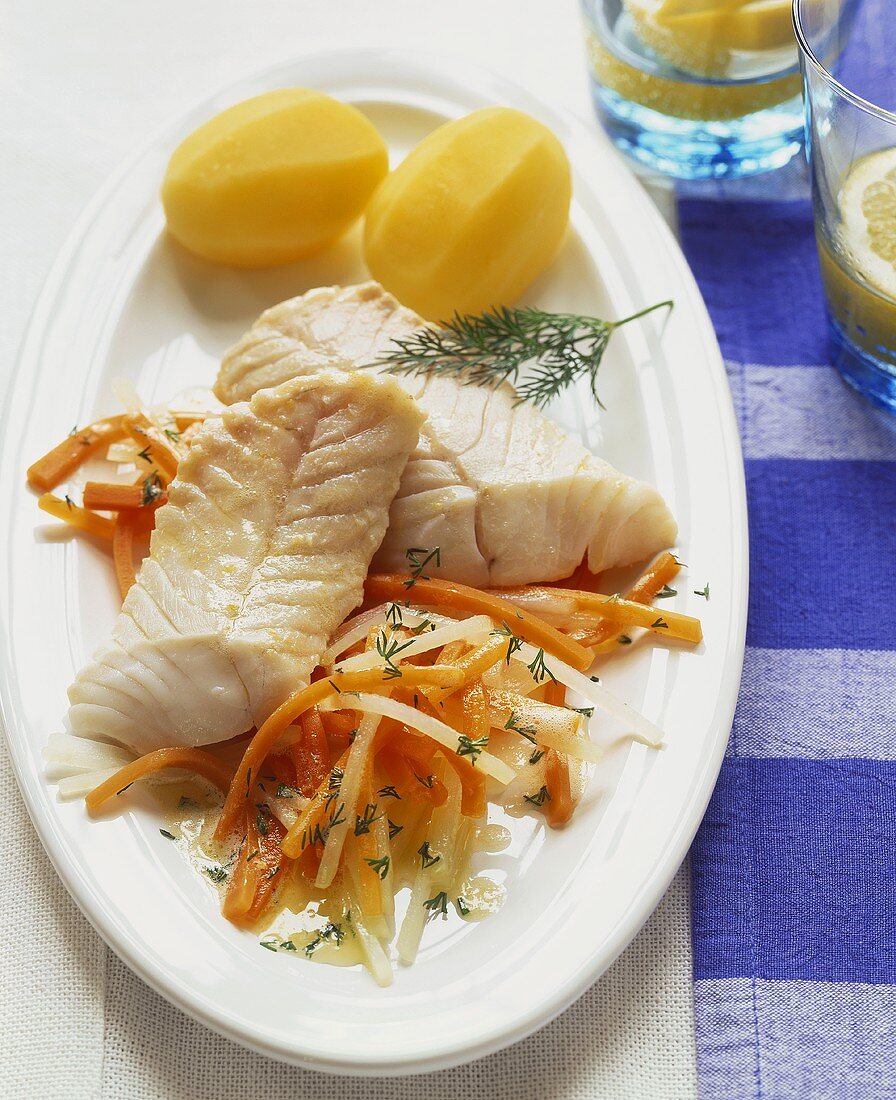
left=677, top=6, right=896, bottom=1097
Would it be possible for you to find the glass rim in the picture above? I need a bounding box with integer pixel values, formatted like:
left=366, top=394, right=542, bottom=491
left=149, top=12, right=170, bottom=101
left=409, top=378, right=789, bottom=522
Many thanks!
left=792, top=0, right=896, bottom=124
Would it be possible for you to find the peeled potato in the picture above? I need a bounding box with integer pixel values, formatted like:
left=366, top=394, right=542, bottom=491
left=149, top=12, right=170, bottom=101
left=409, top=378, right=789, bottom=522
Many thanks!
left=363, top=107, right=571, bottom=320
left=162, top=88, right=388, bottom=267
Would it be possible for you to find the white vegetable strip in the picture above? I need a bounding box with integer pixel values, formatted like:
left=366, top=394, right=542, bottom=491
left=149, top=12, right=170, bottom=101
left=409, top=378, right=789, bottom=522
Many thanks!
left=487, top=693, right=602, bottom=764
left=350, top=902, right=394, bottom=987
left=319, top=693, right=516, bottom=785
left=315, top=712, right=382, bottom=890
left=334, top=615, right=492, bottom=674
left=322, top=605, right=456, bottom=667
left=321, top=604, right=390, bottom=666
left=371, top=809, right=395, bottom=934
left=395, top=866, right=431, bottom=967
left=266, top=794, right=305, bottom=831
left=43, top=732, right=134, bottom=779
left=510, top=642, right=664, bottom=747
left=57, top=767, right=124, bottom=800
left=429, top=765, right=463, bottom=888
left=397, top=762, right=461, bottom=965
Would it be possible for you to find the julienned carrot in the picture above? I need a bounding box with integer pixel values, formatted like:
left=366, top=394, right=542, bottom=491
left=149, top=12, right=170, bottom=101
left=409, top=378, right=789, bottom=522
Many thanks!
left=455, top=682, right=488, bottom=816
left=280, top=746, right=351, bottom=860
left=83, top=481, right=168, bottom=512
left=121, top=412, right=185, bottom=481
left=222, top=807, right=289, bottom=925
left=27, top=417, right=127, bottom=492
left=377, top=745, right=448, bottom=808
left=216, top=665, right=464, bottom=841
left=577, top=551, right=682, bottom=649
left=546, top=559, right=605, bottom=594
left=364, top=575, right=593, bottom=672
left=544, top=750, right=574, bottom=827
left=85, top=747, right=234, bottom=816
left=541, top=678, right=573, bottom=826
left=424, top=634, right=507, bottom=706
left=38, top=493, right=116, bottom=540
left=494, top=584, right=702, bottom=645
left=112, top=515, right=137, bottom=599
left=295, top=707, right=330, bottom=796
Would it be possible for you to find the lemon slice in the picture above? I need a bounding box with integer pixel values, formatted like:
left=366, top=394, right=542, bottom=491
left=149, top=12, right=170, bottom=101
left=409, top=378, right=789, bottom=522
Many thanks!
left=586, top=32, right=799, bottom=120
left=625, top=0, right=794, bottom=77
left=839, top=146, right=896, bottom=301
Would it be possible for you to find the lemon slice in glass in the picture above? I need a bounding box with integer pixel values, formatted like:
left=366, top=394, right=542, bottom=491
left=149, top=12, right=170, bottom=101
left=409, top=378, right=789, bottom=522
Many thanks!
left=625, top=0, right=795, bottom=77
left=839, top=146, right=896, bottom=301
left=817, top=147, right=896, bottom=364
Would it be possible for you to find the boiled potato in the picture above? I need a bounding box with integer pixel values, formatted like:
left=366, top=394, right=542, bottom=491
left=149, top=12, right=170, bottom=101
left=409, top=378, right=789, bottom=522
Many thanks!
left=162, top=88, right=388, bottom=267
left=363, top=107, right=571, bottom=320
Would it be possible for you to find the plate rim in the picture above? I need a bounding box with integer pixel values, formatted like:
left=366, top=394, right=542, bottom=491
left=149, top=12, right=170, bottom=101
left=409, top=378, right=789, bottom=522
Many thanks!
left=0, top=46, right=747, bottom=1075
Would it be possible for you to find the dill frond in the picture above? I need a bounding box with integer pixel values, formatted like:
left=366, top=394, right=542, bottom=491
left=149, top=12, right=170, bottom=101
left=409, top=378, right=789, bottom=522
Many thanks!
left=375, top=301, right=672, bottom=409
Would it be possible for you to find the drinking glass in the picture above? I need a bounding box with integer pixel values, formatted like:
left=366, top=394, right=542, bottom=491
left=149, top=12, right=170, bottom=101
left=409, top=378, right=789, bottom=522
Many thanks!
left=795, top=0, right=896, bottom=412
left=580, top=0, right=806, bottom=179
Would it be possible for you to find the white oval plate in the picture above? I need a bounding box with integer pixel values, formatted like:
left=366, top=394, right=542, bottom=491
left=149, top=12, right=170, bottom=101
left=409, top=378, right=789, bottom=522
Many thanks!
left=0, top=50, right=746, bottom=1075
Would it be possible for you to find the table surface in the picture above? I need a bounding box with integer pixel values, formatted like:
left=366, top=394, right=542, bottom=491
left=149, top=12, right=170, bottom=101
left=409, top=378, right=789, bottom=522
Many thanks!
left=0, top=2, right=695, bottom=1097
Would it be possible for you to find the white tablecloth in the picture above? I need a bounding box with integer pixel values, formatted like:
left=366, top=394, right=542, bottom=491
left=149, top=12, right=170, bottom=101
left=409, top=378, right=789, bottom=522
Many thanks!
left=0, top=2, right=696, bottom=1094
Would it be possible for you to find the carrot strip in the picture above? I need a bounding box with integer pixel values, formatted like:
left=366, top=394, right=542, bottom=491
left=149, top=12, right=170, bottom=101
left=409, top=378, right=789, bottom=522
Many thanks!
left=546, top=559, right=605, bottom=594
left=38, top=493, right=116, bottom=540
left=121, top=412, right=184, bottom=481
left=294, top=707, right=331, bottom=797
left=112, top=515, right=137, bottom=599
left=365, top=575, right=593, bottom=672
left=264, top=753, right=297, bottom=790
left=454, top=682, right=489, bottom=816
left=280, top=747, right=351, bottom=860
left=425, top=635, right=507, bottom=705
left=539, top=678, right=575, bottom=826
left=216, top=665, right=462, bottom=841
left=544, top=680, right=567, bottom=708
left=27, top=417, right=127, bottom=492
left=493, top=584, right=702, bottom=645
left=578, top=551, right=682, bottom=649
left=85, top=747, right=234, bottom=816
left=377, top=744, right=448, bottom=807
left=222, top=808, right=289, bottom=925
left=83, top=481, right=167, bottom=512
left=544, top=750, right=574, bottom=827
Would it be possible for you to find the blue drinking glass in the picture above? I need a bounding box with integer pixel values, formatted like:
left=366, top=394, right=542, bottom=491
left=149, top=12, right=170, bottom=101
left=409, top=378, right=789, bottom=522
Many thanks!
left=581, top=0, right=805, bottom=179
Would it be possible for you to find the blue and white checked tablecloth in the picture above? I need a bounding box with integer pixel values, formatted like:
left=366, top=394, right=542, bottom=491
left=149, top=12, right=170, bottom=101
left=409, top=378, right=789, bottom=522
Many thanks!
left=679, top=4, right=896, bottom=1096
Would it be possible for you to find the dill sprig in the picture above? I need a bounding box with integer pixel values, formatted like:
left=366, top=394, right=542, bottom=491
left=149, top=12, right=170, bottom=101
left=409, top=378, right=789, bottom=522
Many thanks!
left=375, top=302, right=673, bottom=410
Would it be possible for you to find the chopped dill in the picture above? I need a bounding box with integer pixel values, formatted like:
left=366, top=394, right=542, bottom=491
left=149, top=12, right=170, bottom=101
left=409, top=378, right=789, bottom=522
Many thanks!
left=403, top=546, right=441, bottom=589
left=526, top=647, right=556, bottom=684
left=492, top=620, right=524, bottom=664
left=524, top=785, right=551, bottom=808
left=457, top=733, right=489, bottom=764
left=365, top=855, right=390, bottom=880
left=423, top=890, right=449, bottom=916
left=418, top=841, right=441, bottom=869
left=505, top=709, right=537, bottom=743
left=354, top=803, right=382, bottom=836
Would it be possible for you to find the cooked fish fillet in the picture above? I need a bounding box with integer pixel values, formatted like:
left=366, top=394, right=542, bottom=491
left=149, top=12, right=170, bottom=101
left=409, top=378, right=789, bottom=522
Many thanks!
left=68, top=368, right=423, bottom=754
left=215, top=282, right=678, bottom=586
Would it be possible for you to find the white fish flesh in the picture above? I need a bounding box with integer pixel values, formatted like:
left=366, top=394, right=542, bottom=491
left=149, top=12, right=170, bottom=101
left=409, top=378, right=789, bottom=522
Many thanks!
left=68, top=368, right=423, bottom=754
left=214, top=283, right=678, bottom=586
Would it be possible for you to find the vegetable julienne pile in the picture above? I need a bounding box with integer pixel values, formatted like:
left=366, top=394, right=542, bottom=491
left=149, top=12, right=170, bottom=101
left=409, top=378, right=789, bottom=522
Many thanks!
left=30, top=409, right=703, bottom=985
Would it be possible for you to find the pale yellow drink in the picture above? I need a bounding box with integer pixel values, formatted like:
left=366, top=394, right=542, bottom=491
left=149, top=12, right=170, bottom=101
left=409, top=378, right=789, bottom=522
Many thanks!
left=586, top=0, right=799, bottom=123
left=818, top=148, right=896, bottom=368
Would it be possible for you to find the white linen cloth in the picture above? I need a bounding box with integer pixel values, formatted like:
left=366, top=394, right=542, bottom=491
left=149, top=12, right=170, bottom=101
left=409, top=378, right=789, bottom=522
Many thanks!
left=0, top=1, right=696, bottom=1094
